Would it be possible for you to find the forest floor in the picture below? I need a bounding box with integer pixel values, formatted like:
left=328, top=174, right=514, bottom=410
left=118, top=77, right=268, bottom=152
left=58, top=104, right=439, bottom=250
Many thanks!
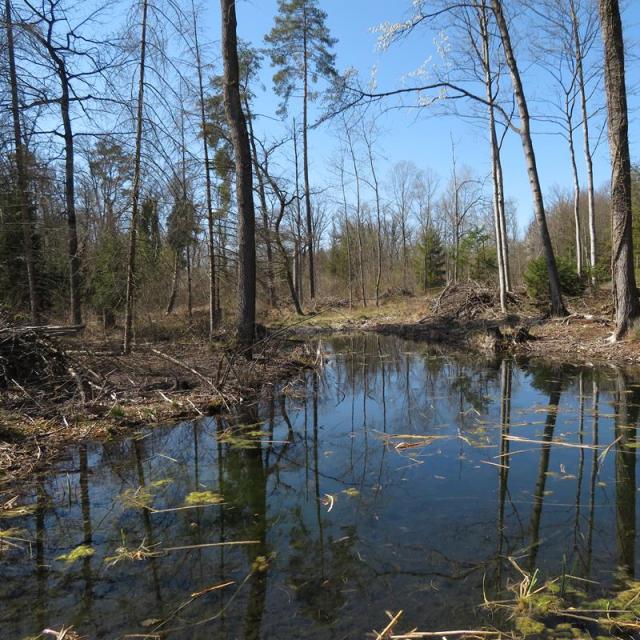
left=0, top=313, right=316, bottom=484
left=273, top=284, right=640, bottom=366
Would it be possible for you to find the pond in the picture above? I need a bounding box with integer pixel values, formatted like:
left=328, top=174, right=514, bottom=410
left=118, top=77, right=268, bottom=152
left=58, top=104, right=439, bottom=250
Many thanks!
left=1, top=333, right=638, bottom=639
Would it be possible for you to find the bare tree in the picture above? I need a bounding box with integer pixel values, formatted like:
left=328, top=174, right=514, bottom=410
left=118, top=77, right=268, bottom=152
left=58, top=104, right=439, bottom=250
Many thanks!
left=123, top=0, right=149, bottom=353
left=191, top=0, right=217, bottom=338
left=4, top=0, right=39, bottom=321
left=491, top=0, right=566, bottom=315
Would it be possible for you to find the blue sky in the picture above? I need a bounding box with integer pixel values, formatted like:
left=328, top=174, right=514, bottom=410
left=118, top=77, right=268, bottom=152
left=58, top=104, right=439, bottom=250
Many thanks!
left=202, top=0, right=640, bottom=234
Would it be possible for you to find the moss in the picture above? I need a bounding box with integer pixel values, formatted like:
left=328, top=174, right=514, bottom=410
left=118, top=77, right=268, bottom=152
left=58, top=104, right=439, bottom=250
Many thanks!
left=528, top=592, right=562, bottom=615
left=57, top=544, right=95, bottom=563
left=515, top=616, right=546, bottom=637
left=184, top=491, right=223, bottom=506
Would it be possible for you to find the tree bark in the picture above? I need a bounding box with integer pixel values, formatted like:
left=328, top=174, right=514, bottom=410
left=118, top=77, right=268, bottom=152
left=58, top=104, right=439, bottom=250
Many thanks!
left=220, top=0, right=257, bottom=348
left=5, top=0, right=39, bottom=322
left=492, top=0, right=566, bottom=316
left=598, top=0, right=638, bottom=339
left=123, top=0, right=149, bottom=353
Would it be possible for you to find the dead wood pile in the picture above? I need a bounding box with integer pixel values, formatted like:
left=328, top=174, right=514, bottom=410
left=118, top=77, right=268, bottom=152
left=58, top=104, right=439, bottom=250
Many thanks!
left=429, top=283, right=522, bottom=321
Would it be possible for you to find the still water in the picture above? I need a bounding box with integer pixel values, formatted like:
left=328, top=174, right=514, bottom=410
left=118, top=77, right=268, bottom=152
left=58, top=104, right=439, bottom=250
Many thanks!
left=1, top=334, right=639, bottom=639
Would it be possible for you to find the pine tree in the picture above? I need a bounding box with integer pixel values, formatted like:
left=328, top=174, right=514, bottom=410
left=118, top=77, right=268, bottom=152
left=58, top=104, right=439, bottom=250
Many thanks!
left=265, top=0, right=337, bottom=302
left=417, top=226, right=446, bottom=291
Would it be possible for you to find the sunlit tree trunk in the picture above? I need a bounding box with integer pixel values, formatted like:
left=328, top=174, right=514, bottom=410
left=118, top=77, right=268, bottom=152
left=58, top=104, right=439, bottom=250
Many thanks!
left=492, top=0, right=566, bottom=316
left=570, top=0, right=597, bottom=283
left=477, top=1, right=507, bottom=311
left=221, top=0, right=257, bottom=348
left=598, top=0, right=638, bottom=340
left=565, top=92, right=583, bottom=277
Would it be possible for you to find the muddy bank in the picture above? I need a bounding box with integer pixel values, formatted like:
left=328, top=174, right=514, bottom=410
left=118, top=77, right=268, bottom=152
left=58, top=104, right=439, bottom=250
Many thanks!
left=288, top=285, right=639, bottom=366
left=0, top=328, right=315, bottom=483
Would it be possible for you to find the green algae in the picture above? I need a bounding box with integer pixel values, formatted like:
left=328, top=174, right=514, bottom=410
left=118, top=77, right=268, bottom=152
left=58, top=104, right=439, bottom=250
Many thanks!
left=57, top=544, right=95, bottom=563
left=184, top=490, right=223, bottom=506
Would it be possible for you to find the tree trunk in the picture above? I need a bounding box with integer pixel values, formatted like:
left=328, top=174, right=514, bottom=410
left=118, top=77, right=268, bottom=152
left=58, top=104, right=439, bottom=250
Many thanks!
left=570, top=0, right=597, bottom=284
left=166, top=251, right=179, bottom=315
left=598, top=0, right=638, bottom=339
left=275, top=206, right=303, bottom=316
left=362, top=127, right=383, bottom=306
left=345, top=126, right=366, bottom=307
left=495, top=143, right=511, bottom=290
left=492, top=0, right=566, bottom=316
left=478, top=2, right=507, bottom=312
left=186, top=244, right=193, bottom=319
left=123, top=0, right=149, bottom=353
left=38, top=34, right=82, bottom=325
left=302, top=9, right=315, bottom=301
left=562, top=86, right=583, bottom=277
left=246, top=101, right=277, bottom=308
left=5, top=0, right=39, bottom=322
left=220, top=0, right=257, bottom=349
left=192, top=1, right=217, bottom=337
left=339, top=160, right=354, bottom=309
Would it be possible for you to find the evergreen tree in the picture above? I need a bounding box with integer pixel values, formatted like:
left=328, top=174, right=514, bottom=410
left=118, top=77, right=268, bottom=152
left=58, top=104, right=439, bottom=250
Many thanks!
left=265, top=0, right=337, bottom=302
left=416, top=226, right=446, bottom=291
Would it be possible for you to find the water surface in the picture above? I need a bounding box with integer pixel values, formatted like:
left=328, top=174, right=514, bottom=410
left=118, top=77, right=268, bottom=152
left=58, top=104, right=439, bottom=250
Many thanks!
left=1, top=334, right=639, bottom=639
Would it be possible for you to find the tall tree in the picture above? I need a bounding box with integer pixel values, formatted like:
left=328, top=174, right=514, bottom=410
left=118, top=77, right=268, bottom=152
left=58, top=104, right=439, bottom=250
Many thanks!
left=19, top=0, right=111, bottom=326
left=123, top=0, right=149, bottom=353
left=4, top=0, right=39, bottom=321
left=491, top=0, right=566, bottom=316
left=265, top=0, right=337, bottom=302
left=191, top=0, right=217, bottom=339
left=220, top=0, right=256, bottom=348
left=598, top=0, right=638, bottom=340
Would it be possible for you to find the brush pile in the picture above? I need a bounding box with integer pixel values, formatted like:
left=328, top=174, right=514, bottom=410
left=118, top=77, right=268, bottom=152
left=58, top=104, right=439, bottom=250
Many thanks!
left=430, top=282, right=521, bottom=321
left=0, top=326, right=71, bottom=393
